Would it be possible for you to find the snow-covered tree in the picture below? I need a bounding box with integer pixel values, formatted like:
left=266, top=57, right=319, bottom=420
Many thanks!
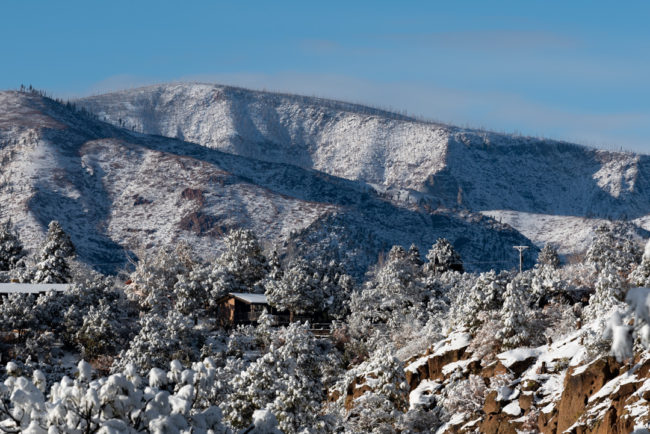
left=450, top=270, right=509, bottom=330
left=583, top=265, right=627, bottom=322
left=265, top=258, right=353, bottom=320
left=210, top=229, right=269, bottom=296
left=173, top=263, right=209, bottom=322
left=223, top=322, right=333, bottom=433
left=586, top=223, right=641, bottom=273
left=630, top=238, right=650, bottom=287
left=498, top=276, right=535, bottom=349
left=332, top=352, right=408, bottom=433
left=115, top=310, right=201, bottom=372
left=0, top=293, right=36, bottom=340
left=74, top=299, right=119, bottom=360
left=0, top=220, right=25, bottom=271
left=265, top=258, right=322, bottom=319
left=537, top=243, right=560, bottom=269
left=32, top=221, right=75, bottom=283
left=424, top=238, right=464, bottom=275
left=347, top=245, right=428, bottom=355
left=127, top=245, right=188, bottom=312
left=530, top=265, right=570, bottom=306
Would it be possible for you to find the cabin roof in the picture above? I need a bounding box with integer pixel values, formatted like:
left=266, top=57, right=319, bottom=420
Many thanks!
left=0, top=283, right=71, bottom=294
left=229, top=292, right=268, bottom=304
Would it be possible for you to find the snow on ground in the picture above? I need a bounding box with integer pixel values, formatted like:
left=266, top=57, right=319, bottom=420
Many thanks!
left=405, top=331, right=471, bottom=373
left=409, top=379, right=440, bottom=410
left=481, top=210, right=610, bottom=255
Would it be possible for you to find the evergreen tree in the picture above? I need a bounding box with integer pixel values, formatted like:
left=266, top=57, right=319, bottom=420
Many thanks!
left=265, top=258, right=322, bottom=319
left=223, top=322, right=331, bottom=433
left=33, top=221, right=75, bottom=283
left=127, top=245, right=187, bottom=312
left=451, top=270, right=509, bottom=330
left=584, top=266, right=627, bottom=322
left=212, top=228, right=269, bottom=294
left=630, top=238, right=650, bottom=287
left=586, top=223, right=641, bottom=273
left=537, top=244, right=560, bottom=269
left=334, top=352, right=409, bottom=433
left=74, top=299, right=119, bottom=360
left=498, top=276, right=533, bottom=349
left=424, top=238, right=464, bottom=275
left=347, top=245, right=427, bottom=355
left=173, top=263, right=209, bottom=322
left=0, top=220, right=25, bottom=271
left=114, top=310, right=201, bottom=372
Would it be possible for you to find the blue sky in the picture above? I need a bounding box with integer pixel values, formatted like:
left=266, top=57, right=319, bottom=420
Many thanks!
left=2, top=0, right=650, bottom=152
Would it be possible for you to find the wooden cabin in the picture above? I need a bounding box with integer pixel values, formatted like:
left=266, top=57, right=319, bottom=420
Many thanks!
left=215, top=292, right=276, bottom=327
left=215, top=292, right=330, bottom=332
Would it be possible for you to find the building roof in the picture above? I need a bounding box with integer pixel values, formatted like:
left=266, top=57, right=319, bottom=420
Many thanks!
left=0, top=283, right=71, bottom=294
left=229, top=292, right=268, bottom=304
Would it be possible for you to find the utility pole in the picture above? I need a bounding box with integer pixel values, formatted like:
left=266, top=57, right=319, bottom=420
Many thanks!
left=513, top=246, right=529, bottom=273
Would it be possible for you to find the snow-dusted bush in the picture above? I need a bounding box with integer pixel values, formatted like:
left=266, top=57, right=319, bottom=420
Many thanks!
left=0, top=359, right=231, bottom=432
left=439, top=374, right=487, bottom=422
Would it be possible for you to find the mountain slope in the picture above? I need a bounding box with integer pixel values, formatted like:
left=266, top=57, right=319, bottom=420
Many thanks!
left=0, top=90, right=535, bottom=275
left=79, top=83, right=650, bottom=221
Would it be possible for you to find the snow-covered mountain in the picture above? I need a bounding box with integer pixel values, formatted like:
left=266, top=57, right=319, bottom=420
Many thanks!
left=78, top=83, right=650, bottom=256
left=0, top=90, right=534, bottom=275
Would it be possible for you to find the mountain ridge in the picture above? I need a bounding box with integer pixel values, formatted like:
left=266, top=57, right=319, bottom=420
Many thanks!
left=0, top=90, right=536, bottom=275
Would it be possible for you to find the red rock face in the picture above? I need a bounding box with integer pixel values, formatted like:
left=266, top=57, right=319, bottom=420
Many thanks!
left=336, top=336, right=650, bottom=433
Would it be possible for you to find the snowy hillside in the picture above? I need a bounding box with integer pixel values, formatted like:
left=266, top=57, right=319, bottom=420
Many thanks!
left=78, top=83, right=650, bottom=255
left=0, top=90, right=534, bottom=275
left=79, top=83, right=650, bottom=218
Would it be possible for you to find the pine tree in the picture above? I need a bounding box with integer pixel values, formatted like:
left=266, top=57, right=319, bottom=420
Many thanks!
left=265, top=258, right=322, bottom=319
left=451, top=270, right=509, bottom=330
left=0, top=220, right=25, bottom=271
left=213, top=228, right=269, bottom=294
left=173, top=263, right=209, bottom=322
left=74, top=299, right=118, bottom=360
left=630, top=238, right=650, bottom=287
left=586, top=223, right=641, bottom=273
left=333, top=352, right=409, bottom=433
left=223, top=322, right=330, bottom=433
left=498, top=277, right=533, bottom=349
left=114, top=310, right=200, bottom=372
left=424, top=238, right=464, bottom=275
left=33, top=221, right=75, bottom=283
left=537, top=244, right=560, bottom=269
left=584, top=266, right=627, bottom=322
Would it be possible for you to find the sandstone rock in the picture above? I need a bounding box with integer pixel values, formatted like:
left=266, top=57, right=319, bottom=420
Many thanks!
left=556, top=356, right=620, bottom=433
left=519, top=392, right=534, bottom=411
left=484, top=390, right=502, bottom=414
